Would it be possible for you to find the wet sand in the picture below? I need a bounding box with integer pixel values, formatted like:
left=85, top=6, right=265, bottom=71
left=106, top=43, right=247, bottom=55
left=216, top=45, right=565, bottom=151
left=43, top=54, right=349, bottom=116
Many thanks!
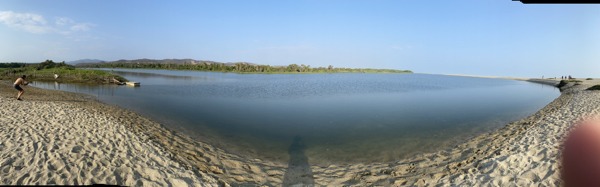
left=1, top=78, right=598, bottom=186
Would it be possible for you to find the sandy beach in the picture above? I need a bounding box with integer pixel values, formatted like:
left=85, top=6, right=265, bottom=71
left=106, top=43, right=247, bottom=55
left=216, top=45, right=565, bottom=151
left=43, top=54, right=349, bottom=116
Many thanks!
left=1, top=78, right=599, bottom=186
left=0, top=81, right=222, bottom=186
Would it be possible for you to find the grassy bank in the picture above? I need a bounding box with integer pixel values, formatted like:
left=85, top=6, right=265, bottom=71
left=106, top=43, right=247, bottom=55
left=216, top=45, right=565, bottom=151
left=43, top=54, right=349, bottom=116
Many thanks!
left=0, top=60, right=127, bottom=84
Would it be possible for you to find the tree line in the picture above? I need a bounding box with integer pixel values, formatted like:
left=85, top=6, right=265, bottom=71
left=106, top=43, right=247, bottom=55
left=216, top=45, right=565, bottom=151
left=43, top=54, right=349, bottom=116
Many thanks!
left=78, top=62, right=412, bottom=74
left=1, top=60, right=69, bottom=75
left=0, top=60, right=126, bottom=83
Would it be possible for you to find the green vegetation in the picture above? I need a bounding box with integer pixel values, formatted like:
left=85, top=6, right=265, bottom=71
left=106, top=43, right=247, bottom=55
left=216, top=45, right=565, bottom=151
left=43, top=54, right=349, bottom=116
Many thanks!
left=1, top=60, right=127, bottom=83
left=586, top=78, right=593, bottom=80
left=557, top=80, right=568, bottom=88
left=558, top=79, right=584, bottom=90
left=0, top=62, right=28, bottom=68
left=79, top=61, right=412, bottom=74
left=587, top=85, right=600, bottom=90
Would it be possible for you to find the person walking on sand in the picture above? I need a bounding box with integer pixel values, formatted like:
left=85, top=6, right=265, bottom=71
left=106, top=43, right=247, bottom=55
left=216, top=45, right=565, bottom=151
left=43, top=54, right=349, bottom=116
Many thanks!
left=13, top=75, right=28, bottom=100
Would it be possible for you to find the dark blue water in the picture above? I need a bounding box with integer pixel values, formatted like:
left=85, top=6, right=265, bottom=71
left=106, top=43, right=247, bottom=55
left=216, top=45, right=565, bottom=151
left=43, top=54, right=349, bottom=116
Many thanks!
left=32, top=69, right=559, bottom=164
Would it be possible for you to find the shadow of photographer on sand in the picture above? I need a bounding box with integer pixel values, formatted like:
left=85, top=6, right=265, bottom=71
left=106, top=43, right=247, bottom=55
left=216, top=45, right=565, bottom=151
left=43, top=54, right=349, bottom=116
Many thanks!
left=282, top=136, right=315, bottom=187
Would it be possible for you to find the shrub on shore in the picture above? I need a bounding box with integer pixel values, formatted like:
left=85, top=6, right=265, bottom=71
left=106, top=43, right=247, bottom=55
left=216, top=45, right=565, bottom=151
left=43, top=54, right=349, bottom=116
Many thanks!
left=558, top=80, right=568, bottom=88
left=586, top=78, right=593, bottom=80
left=558, top=79, right=584, bottom=88
left=587, top=85, right=600, bottom=90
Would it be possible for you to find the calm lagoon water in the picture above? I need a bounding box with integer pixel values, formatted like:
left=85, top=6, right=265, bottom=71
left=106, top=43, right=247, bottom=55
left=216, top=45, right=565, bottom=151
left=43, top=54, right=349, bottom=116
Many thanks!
left=32, top=69, right=559, bottom=164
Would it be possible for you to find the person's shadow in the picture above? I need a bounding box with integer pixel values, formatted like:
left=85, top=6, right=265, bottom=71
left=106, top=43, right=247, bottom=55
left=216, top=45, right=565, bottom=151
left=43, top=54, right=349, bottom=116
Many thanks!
left=282, top=136, right=315, bottom=187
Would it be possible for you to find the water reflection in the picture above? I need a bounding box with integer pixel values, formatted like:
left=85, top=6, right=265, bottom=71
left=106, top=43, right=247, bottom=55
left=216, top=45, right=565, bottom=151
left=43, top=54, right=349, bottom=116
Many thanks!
left=33, top=81, right=120, bottom=97
left=53, top=81, right=60, bottom=90
left=282, top=136, right=314, bottom=187
left=29, top=70, right=560, bottom=164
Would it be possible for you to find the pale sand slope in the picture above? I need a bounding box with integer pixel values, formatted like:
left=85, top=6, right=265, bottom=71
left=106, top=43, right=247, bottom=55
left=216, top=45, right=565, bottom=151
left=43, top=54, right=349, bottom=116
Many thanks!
left=0, top=90, right=220, bottom=186
left=0, top=81, right=289, bottom=186
left=305, top=79, right=600, bottom=186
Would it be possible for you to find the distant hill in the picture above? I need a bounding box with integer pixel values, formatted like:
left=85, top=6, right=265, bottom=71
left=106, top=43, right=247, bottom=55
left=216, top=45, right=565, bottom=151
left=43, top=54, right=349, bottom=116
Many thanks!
left=68, top=59, right=105, bottom=65
left=109, top=59, right=228, bottom=65
left=75, top=58, right=254, bottom=67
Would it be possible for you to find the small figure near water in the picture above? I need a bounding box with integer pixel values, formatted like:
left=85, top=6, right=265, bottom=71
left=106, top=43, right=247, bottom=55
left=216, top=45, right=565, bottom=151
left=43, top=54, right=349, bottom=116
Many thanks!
left=13, top=75, right=29, bottom=101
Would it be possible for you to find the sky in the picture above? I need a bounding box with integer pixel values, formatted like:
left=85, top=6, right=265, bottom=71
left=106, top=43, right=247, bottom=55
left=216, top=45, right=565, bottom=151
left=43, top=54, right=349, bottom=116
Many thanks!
left=0, top=1, right=599, bottom=77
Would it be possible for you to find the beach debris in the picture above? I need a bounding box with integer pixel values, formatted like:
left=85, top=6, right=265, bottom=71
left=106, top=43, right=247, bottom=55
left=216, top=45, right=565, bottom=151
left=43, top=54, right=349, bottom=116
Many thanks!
left=111, top=77, right=125, bottom=85
left=380, top=168, right=393, bottom=175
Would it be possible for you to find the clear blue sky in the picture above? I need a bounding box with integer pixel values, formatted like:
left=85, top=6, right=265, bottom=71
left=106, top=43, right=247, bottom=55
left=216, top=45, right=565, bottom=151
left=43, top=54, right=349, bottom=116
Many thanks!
left=0, top=1, right=598, bottom=77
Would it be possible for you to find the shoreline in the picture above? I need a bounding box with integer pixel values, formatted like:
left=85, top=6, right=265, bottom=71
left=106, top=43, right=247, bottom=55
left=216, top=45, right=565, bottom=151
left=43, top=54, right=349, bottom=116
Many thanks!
left=440, top=73, right=568, bottom=86
left=1, top=78, right=599, bottom=186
